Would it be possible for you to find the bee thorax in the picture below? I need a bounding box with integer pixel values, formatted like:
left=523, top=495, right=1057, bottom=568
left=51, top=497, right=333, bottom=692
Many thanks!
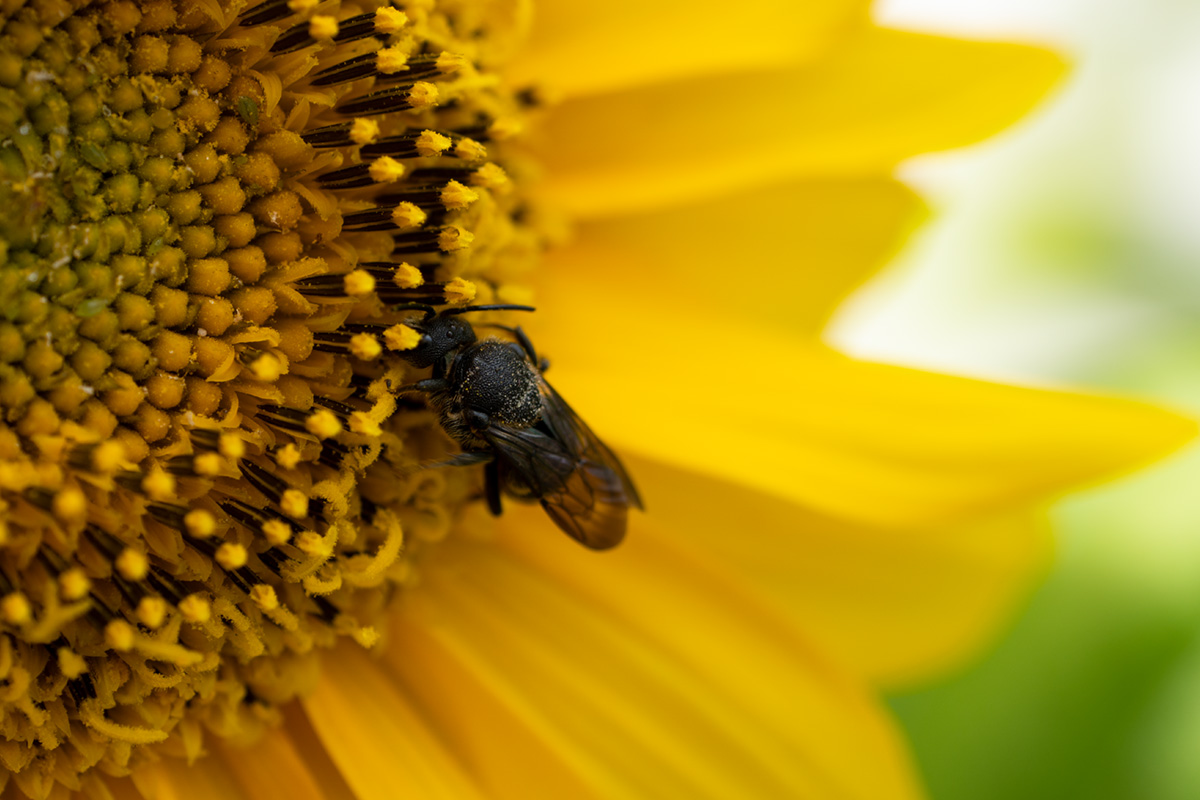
left=453, top=341, right=543, bottom=428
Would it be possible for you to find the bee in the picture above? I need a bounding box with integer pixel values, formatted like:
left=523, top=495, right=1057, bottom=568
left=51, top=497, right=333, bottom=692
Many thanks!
left=391, top=303, right=643, bottom=549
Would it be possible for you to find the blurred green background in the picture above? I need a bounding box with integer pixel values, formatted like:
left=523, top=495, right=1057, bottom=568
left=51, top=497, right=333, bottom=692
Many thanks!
left=834, top=1, right=1200, bottom=798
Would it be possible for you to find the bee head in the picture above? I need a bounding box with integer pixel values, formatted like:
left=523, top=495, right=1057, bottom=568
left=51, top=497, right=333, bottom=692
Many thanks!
left=394, top=303, right=537, bottom=369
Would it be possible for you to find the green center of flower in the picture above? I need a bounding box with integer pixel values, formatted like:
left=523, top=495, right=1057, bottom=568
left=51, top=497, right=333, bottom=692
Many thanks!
left=0, top=0, right=543, bottom=793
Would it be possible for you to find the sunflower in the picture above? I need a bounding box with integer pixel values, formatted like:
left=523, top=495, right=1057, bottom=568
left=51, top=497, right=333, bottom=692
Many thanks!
left=0, top=0, right=1190, bottom=798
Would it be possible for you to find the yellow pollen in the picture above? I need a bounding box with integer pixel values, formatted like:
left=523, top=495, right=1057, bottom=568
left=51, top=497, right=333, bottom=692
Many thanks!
left=455, top=138, right=488, bottom=161
left=384, top=324, right=422, bottom=351
left=297, top=531, right=330, bottom=557
left=179, top=594, right=211, bottom=624
left=216, top=543, right=249, bottom=570
left=276, top=444, right=302, bottom=470
left=53, top=487, right=87, bottom=523
left=184, top=509, right=217, bottom=539
left=376, top=47, right=408, bottom=74
left=280, top=489, right=310, bottom=519
left=1, top=592, right=32, bottom=625
left=116, top=549, right=149, bottom=581
left=287, top=0, right=318, bottom=10
left=437, top=52, right=469, bottom=74
left=441, top=180, right=480, bottom=210
left=374, top=6, right=408, bottom=33
left=59, top=568, right=91, bottom=601
left=193, top=452, right=224, bottom=477
left=394, top=262, right=424, bottom=289
left=137, top=597, right=168, bottom=630
left=350, top=333, right=383, bottom=361
left=219, top=433, right=246, bottom=460
left=58, top=648, right=88, bottom=680
left=105, top=620, right=135, bottom=652
left=92, top=441, right=127, bottom=473
left=416, top=130, right=452, bottom=157
left=344, top=270, right=377, bottom=296
left=250, top=353, right=284, bottom=382
left=142, top=471, right=176, bottom=502
left=440, top=227, right=475, bottom=252
left=306, top=409, right=343, bottom=439
left=308, top=15, right=339, bottom=40
left=350, top=118, right=381, bottom=145
left=251, top=585, right=279, bottom=611
left=369, top=156, right=407, bottom=183
left=392, top=202, right=428, bottom=229
left=350, top=411, right=382, bottom=437
left=410, top=83, right=444, bottom=110
left=263, top=519, right=293, bottom=547
left=472, top=163, right=509, bottom=189
left=444, top=277, right=478, bottom=305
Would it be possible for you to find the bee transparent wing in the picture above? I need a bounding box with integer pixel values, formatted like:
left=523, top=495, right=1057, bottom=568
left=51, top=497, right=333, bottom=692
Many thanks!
left=533, top=377, right=643, bottom=549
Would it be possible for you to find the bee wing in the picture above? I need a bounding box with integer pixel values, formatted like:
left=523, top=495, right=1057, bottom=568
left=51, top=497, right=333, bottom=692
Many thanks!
left=532, top=377, right=643, bottom=549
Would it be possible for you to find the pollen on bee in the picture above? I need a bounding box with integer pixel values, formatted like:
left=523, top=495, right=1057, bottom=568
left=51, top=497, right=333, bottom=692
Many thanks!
left=344, top=270, right=376, bottom=296
left=443, top=277, right=477, bottom=305
left=350, top=118, right=381, bottom=145
left=384, top=323, right=422, bottom=351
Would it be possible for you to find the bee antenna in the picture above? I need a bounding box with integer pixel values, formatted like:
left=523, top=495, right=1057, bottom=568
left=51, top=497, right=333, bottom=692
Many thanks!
left=443, top=304, right=536, bottom=316
left=393, top=303, right=438, bottom=321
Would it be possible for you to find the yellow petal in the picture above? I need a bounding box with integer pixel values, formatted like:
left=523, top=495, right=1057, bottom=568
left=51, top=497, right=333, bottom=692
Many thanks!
left=129, top=758, right=248, bottom=800
left=529, top=274, right=1195, bottom=528
left=511, top=0, right=866, bottom=97
left=301, top=647, right=486, bottom=800
left=215, top=725, right=349, bottom=800
left=624, top=456, right=1053, bottom=687
left=381, top=520, right=923, bottom=799
left=536, top=27, right=1065, bottom=217
left=548, top=178, right=922, bottom=335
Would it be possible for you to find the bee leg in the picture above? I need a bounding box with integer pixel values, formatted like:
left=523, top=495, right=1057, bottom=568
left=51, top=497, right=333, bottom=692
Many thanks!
left=424, top=451, right=493, bottom=469
left=395, top=378, right=451, bottom=394
left=513, top=326, right=538, bottom=362
left=484, top=459, right=503, bottom=516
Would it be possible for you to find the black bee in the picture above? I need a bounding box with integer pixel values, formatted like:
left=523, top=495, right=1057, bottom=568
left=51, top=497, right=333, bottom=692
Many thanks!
left=392, top=303, right=642, bottom=549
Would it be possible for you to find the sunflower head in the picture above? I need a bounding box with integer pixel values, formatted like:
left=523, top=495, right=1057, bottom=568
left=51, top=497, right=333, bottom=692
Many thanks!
left=0, top=0, right=545, bottom=793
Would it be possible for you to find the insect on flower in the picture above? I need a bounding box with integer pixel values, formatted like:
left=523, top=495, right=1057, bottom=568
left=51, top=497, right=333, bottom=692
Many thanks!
left=390, top=303, right=643, bottom=549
